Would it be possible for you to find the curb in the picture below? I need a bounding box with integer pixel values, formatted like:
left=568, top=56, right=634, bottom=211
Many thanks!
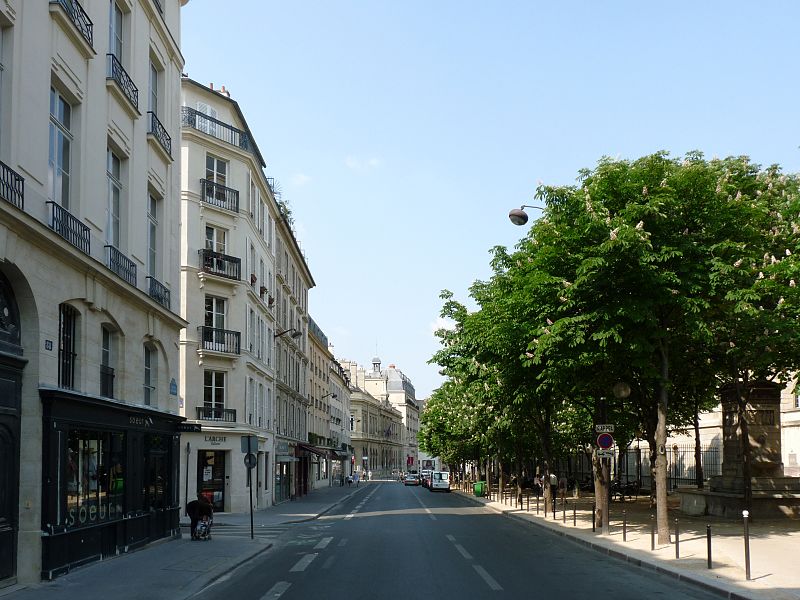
left=454, top=490, right=761, bottom=600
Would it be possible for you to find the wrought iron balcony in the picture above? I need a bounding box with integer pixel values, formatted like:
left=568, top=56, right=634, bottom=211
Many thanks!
left=47, top=201, right=90, bottom=255
left=105, top=245, right=137, bottom=286
left=147, top=111, right=171, bottom=157
left=0, top=161, right=24, bottom=210
left=100, top=365, right=114, bottom=398
left=198, top=326, right=241, bottom=354
left=146, top=276, right=170, bottom=310
left=50, top=0, right=93, bottom=48
left=196, top=406, right=236, bottom=422
left=199, top=248, right=241, bottom=280
left=181, top=106, right=257, bottom=156
left=200, top=179, right=239, bottom=212
left=107, top=54, right=138, bottom=111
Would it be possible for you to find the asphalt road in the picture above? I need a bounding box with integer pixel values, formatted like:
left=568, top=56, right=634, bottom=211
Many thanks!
left=192, top=482, right=722, bottom=600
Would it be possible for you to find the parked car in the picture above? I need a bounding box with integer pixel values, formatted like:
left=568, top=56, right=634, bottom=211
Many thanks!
left=420, top=469, right=433, bottom=488
left=429, top=471, right=451, bottom=492
left=403, top=474, right=420, bottom=486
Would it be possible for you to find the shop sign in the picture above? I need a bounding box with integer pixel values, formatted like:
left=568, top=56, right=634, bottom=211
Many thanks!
left=65, top=501, right=123, bottom=528
left=205, top=435, right=226, bottom=445
left=178, top=423, right=201, bottom=433
left=276, top=441, right=289, bottom=453
left=129, top=415, right=153, bottom=428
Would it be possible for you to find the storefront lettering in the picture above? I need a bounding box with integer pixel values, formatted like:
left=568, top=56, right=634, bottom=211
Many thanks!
left=65, top=501, right=122, bottom=527
left=205, top=435, right=226, bottom=445
left=129, top=415, right=154, bottom=427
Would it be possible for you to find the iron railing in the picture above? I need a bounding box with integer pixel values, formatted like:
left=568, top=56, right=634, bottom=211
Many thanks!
left=198, top=248, right=241, bottom=280
left=147, top=111, right=171, bottom=157
left=100, top=365, right=115, bottom=398
left=105, top=245, right=137, bottom=286
left=107, top=54, right=138, bottom=110
left=47, top=202, right=90, bottom=254
left=146, top=276, right=170, bottom=310
left=181, top=106, right=256, bottom=155
left=200, top=178, right=239, bottom=212
left=196, top=406, right=236, bottom=422
left=50, top=0, right=93, bottom=48
left=0, top=161, right=24, bottom=210
left=152, top=0, right=163, bottom=14
left=198, top=326, right=241, bottom=354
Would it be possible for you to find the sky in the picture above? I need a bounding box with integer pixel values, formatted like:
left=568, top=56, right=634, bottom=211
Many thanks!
left=181, top=1, right=800, bottom=399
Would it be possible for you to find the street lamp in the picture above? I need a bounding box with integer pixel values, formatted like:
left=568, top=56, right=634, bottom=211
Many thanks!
left=321, top=392, right=337, bottom=400
left=274, top=328, right=302, bottom=339
left=508, top=204, right=546, bottom=226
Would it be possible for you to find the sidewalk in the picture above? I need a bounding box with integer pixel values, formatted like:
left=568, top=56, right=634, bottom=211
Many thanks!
left=455, top=484, right=800, bottom=600
left=0, top=483, right=366, bottom=600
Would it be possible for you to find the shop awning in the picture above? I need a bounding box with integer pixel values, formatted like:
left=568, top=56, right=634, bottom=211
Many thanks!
left=331, top=450, right=350, bottom=459
left=276, top=455, right=299, bottom=463
left=298, top=443, right=329, bottom=458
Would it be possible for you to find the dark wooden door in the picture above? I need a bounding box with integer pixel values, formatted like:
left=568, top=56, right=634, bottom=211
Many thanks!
left=0, top=419, right=17, bottom=581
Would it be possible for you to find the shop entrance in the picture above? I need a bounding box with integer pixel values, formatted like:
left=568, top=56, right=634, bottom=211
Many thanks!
left=0, top=418, right=18, bottom=582
left=197, top=450, right=226, bottom=512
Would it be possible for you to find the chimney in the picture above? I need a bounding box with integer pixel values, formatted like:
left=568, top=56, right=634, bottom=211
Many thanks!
left=209, top=82, right=214, bottom=90
left=220, top=85, right=230, bottom=98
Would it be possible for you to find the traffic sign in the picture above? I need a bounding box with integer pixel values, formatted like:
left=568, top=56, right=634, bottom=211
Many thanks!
left=596, top=432, right=614, bottom=449
left=595, top=424, right=614, bottom=433
left=597, top=448, right=614, bottom=459
left=244, top=452, right=257, bottom=469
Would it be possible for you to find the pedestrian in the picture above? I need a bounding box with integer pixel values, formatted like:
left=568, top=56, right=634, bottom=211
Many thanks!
left=346, top=475, right=352, bottom=487
left=354, top=471, right=360, bottom=487
left=533, top=474, right=541, bottom=497
left=196, top=493, right=213, bottom=539
left=367, top=470, right=372, bottom=482
left=558, top=473, right=568, bottom=504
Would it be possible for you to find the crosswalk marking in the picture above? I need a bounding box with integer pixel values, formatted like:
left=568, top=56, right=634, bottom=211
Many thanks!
left=261, top=581, right=291, bottom=599
left=290, top=553, right=318, bottom=572
left=314, top=536, right=333, bottom=550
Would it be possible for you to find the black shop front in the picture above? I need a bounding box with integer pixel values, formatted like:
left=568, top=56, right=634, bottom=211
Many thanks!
left=40, top=389, right=182, bottom=579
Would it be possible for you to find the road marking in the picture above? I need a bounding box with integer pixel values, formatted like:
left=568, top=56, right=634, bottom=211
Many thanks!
left=344, top=513, right=354, bottom=520
left=290, top=553, right=318, bottom=572
left=338, top=538, right=349, bottom=547
left=322, top=555, right=336, bottom=570
left=446, top=534, right=456, bottom=542
left=261, top=581, right=291, bottom=599
left=473, top=565, right=503, bottom=591
left=314, top=537, right=333, bottom=550
left=454, top=544, right=473, bottom=560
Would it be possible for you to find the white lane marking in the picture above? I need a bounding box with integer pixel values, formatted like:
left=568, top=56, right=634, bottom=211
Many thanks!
left=314, top=536, right=333, bottom=550
left=322, top=555, right=336, bottom=570
left=454, top=544, right=473, bottom=560
left=261, top=581, right=291, bottom=599
left=290, top=553, right=318, bottom=572
left=473, top=565, right=503, bottom=591
left=338, top=538, right=349, bottom=547
left=344, top=513, right=354, bottom=520
left=446, top=534, right=456, bottom=542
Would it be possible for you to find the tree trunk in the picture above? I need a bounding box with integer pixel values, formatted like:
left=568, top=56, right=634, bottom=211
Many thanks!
left=655, top=343, right=670, bottom=544
left=592, top=450, right=610, bottom=532
left=734, top=375, right=753, bottom=511
left=693, top=401, right=704, bottom=488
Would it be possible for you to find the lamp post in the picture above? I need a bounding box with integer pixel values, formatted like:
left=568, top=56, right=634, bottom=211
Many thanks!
left=274, top=328, right=302, bottom=339
left=508, top=204, right=546, bottom=226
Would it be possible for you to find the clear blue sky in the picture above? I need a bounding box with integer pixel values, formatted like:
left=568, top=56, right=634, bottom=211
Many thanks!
left=181, top=1, right=800, bottom=399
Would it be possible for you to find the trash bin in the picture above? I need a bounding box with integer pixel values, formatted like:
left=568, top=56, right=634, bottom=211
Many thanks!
left=473, top=481, right=486, bottom=497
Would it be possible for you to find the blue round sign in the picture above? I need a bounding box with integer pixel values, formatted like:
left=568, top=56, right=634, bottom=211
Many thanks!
left=597, top=433, right=614, bottom=449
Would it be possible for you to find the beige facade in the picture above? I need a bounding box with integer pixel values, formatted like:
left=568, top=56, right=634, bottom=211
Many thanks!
left=340, top=360, right=403, bottom=478
left=0, top=0, right=186, bottom=583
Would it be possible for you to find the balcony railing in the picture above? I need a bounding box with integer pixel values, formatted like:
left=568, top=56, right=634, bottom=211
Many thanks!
left=147, top=111, right=171, bottom=156
left=105, top=245, right=137, bottom=286
left=50, top=0, right=93, bottom=48
left=146, top=276, right=170, bottom=310
left=199, top=248, right=241, bottom=280
left=47, top=202, right=90, bottom=255
left=0, top=161, right=24, bottom=210
left=107, top=54, right=138, bottom=110
left=200, top=179, right=239, bottom=212
left=181, top=106, right=257, bottom=156
left=196, top=406, right=236, bottom=422
left=100, top=365, right=114, bottom=398
left=198, top=326, right=241, bottom=354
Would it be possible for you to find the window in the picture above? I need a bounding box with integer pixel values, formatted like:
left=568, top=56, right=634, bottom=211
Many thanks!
left=58, top=304, right=78, bottom=389
left=109, top=1, right=123, bottom=60
left=49, top=88, right=72, bottom=209
left=204, top=296, right=226, bottom=329
left=144, top=343, right=157, bottom=405
left=147, top=194, right=159, bottom=277
left=196, top=101, right=217, bottom=137
left=206, top=155, right=227, bottom=186
left=101, top=326, right=115, bottom=398
left=205, top=225, right=226, bottom=253
left=106, top=149, right=122, bottom=246
left=149, top=60, right=158, bottom=115
left=203, top=371, right=225, bottom=415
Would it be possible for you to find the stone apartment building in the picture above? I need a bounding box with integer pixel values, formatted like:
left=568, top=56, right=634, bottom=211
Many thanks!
left=178, top=77, right=314, bottom=511
left=0, top=0, right=186, bottom=583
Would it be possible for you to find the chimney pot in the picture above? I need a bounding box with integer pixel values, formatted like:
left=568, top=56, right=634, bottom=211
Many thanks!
left=209, top=82, right=214, bottom=90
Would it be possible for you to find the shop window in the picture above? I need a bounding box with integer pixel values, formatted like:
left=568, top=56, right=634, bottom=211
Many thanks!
left=64, top=429, right=125, bottom=529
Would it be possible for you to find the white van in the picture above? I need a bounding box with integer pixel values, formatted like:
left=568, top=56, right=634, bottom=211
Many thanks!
left=429, top=471, right=450, bottom=492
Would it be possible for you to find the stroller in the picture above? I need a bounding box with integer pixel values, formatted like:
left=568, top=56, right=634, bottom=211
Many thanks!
left=195, top=516, right=212, bottom=541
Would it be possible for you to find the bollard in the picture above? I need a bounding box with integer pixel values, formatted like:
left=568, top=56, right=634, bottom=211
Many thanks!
left=573, top=503, right=577, bottom=527
left=536, top=494, right=540, bottom=514
left=675, top=518, right=680, bottom=559
left=623, top=510, right=627, bottom=542
left=553, top=498, right=556, bottom=519
left=527, top=493, right=530, bottom=512
left=650, top=514, right=655, bottom=551
left=743, top=510, right=751, bottom=581
left=707, top=525, right=712, bottom=569
left=563, top=502, right=566, bottom=523
left=592, top=503, right=596, bottom=532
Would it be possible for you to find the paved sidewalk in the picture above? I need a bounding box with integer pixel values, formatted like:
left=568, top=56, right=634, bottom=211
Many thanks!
left=0, top=483, right=367, bottom=600
left=454, top=484, right=800, bottom=600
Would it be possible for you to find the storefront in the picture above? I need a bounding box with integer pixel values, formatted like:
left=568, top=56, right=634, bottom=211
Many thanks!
left=40, top=389, right=182, bottom=579
left=196, top=449, right=226, bottom=512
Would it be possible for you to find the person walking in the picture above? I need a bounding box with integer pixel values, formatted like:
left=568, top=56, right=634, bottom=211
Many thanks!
left=354, top=471, right=360, bottom=487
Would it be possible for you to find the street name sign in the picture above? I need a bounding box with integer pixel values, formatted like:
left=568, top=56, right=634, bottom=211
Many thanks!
left=595, top=424, right=614, bottom=433
left=597, top=449, right=614, bottom=458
